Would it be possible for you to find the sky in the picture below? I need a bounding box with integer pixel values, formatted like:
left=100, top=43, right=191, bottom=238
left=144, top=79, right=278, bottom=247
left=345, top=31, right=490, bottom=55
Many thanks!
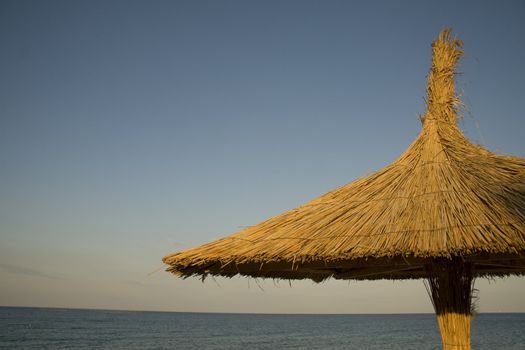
left=1, top=0, right=524, bottom=314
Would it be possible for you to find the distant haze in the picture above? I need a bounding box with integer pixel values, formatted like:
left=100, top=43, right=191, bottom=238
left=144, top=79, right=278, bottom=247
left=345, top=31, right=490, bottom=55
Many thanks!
left=1, top=0, right=524, bottom=313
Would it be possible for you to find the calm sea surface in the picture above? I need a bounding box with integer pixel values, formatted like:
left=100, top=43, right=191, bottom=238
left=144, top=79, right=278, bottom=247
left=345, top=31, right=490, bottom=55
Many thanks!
left=1, top=307, right=524, bottom=349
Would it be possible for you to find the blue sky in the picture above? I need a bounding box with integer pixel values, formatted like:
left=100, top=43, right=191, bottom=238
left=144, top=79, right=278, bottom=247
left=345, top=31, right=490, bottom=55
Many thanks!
left=1, top=0, right=524, bottom=313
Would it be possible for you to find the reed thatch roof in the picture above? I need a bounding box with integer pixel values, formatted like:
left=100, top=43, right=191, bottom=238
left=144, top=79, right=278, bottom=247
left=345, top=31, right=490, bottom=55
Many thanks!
left=163, top=29, right=525, bottom=282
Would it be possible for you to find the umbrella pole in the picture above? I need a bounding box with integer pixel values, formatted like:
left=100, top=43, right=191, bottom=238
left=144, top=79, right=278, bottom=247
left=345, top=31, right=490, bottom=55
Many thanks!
left=425, top=258, right=474, bottom=350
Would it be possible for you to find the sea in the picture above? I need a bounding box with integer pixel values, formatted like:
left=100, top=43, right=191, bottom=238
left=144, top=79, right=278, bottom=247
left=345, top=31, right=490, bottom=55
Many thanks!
left=0, top=307, right=524, bottom=349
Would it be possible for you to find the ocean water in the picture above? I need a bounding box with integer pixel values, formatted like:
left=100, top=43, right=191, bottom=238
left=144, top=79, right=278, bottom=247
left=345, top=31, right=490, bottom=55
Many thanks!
left=0, top=307, right=524, bottom=349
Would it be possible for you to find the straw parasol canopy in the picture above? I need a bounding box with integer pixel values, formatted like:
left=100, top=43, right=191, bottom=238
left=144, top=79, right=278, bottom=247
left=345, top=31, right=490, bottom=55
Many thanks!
left=163, top=29, right=525, bottom=349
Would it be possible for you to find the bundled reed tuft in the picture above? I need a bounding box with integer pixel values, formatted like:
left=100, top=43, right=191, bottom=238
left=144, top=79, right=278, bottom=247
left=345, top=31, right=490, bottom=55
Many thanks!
left=422, top=28, right=463, bottom=125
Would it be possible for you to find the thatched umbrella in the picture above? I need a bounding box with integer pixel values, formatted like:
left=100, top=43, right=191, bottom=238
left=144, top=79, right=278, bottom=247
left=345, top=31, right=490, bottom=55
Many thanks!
left=163, top=29, right=525, bottom=349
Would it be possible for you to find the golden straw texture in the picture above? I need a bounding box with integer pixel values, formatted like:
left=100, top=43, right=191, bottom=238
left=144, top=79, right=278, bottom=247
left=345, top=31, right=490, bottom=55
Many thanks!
left=163, top=28, right=525, bottom=282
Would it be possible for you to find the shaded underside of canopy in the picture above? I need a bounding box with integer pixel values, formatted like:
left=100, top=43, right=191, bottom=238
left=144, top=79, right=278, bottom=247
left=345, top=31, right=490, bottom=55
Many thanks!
left=163, top=29, right=525, bottom=282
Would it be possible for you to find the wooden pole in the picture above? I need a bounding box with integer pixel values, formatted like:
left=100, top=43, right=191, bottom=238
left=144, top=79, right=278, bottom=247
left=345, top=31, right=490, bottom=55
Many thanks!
left=425, top=258, right=474, bottom=350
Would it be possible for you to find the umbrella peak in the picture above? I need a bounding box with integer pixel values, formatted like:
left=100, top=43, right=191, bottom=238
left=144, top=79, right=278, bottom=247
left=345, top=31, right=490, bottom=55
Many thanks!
left=421, top=28, right=463, bottom=127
